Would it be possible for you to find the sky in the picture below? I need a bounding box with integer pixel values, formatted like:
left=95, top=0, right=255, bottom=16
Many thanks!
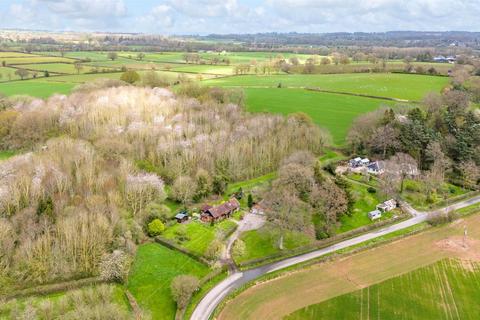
left=0, top=0, right=480, bottom=35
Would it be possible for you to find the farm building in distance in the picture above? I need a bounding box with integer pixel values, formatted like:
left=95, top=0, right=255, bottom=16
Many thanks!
left=200, top=198, right=240, bottom=222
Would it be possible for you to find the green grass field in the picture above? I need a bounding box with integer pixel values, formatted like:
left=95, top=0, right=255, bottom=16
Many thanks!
left=242, top=88, right=392, bottom=145
left=0, top=79, right=75, bottom=98
left=0, top=67, right=38, bottom=81
left=161, top=220, right=237, bottom=256
left=0, top=52, right=41, bottom=58
left=235, top=228, right=312, bottom=264
left=19, top=63, right=109, bottom=74
left=204, top=73, right=448, bottom=101
left=3, top=56, right=75, bottom=65
left=171, top=64, right=235, bottom=75
left=127, top=243, right=210, bottom=320
left=0, top=70, right=207, bottom=98
left=286, top=259, right=480, bottom=320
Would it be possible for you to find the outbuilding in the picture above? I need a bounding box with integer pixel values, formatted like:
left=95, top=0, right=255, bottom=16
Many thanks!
left=174, top=211, right=189, bottom=223
left=368, top=209, right=382, bottom=220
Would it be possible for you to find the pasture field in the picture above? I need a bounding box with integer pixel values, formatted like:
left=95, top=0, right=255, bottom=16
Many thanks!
left=42, top=51, right=136, bottom=62
left=127, top=243, right=210, bottom=320
left=171, top=64, right=235, bottom=75
left=161, top=219, right=237, bottom=256
left=119, top=52, right=186, bottom=63
left=204, top=73, right=449, bottom=101
left=286, top=259, right=480, bottom=320
left=0, top=66, right=37, bottom=81
left=241, top=88, right=392, bottom=145
left=0, top=71, right=202, bottom=98
left=19, top=63, right=109, bottom=74
left=2, top=56, right=75, bottom=65
left=0, top=79, right=75, bottom=98
left=82, top=57, right=141, bottom=67
left=217, top=211, right=480, bottom=320
left=0, top=52, right=40, bottom=58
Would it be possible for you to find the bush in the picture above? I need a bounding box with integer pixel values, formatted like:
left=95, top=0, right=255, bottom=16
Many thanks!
left=205, top=239, right=224, bottom=260
left=120, top=70, right=140, bottom=84
left=174, top=224, right=190, bottom=242
left=367, top=187, right=376, bottom=194
left=427, top=211, right=458, bottom=226
left=99, top=250, right=130, bottom=283
left=171, top=275, right=200, bottom=309
left=147, top=219, right=165, bottom=236
left=232, top=239, right=246, bottom=258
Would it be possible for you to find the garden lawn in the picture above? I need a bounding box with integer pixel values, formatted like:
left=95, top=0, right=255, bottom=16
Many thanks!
left=161, top=219, right=237, bottom=256
left=235, top=228, right=312, bottom=264
left=286, top=259, right=480, bottom=320
left=127, top=243, right=210, bottom=320
left=337, top=182, right=389, bottom=233
left=204, top=73, right=449, bottom=101
left=241, top=88, right=392, bottom=145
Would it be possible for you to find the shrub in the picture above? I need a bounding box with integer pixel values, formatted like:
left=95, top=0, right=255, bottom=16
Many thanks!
left=99, top=250, right=130, bottom=283
left=147, top=219, right=165, bottom=236
left=171, top=275, right=200, bottom=309
left=367, top=187, right=377, bottom=194
left=205, top=239, right=224, bottom=260
left=247, top=194, right=254, bottom=209
left=232, top=239, right=246, bottom=258
left=427, top=211, right=458, bottom=226
left=120, top=70, right=140, bottom=84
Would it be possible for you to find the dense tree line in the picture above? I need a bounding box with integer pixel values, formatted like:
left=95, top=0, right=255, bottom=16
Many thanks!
left=262, top=151, right=352, bottom=243
left=347, top=88, right=480, bottom=190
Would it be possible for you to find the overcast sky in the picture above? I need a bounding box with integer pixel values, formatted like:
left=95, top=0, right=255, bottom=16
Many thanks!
left=1, top=0, right=479, bottom=35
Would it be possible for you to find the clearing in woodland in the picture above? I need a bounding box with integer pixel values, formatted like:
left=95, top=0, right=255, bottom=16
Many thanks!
left=217, top=212, right=480, bottom=320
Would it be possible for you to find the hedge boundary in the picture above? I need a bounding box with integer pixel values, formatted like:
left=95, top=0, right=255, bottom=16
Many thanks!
left=0, top=276, right=105, bottom=301
left=154, top=236, right=210, bottom=265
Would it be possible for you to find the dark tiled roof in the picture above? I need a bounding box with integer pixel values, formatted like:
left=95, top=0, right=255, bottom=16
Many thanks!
left=206, top=198, right=240, bottom=218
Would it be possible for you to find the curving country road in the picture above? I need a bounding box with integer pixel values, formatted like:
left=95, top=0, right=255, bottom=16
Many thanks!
left=191, top=195, right=480, bottom=320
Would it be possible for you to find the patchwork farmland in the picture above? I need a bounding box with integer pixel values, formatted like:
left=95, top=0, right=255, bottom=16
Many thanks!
left=0, top=51, right=450, bottom=145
